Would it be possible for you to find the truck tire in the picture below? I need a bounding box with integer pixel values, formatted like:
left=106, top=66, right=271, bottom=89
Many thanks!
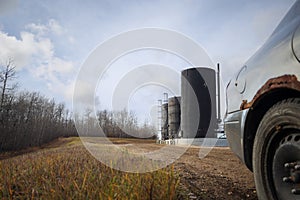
left=253, top=98, right=300, bottom=200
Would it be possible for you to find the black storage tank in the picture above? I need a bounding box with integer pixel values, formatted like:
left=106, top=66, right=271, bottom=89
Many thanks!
left=181, top=67, right=217, bottom=138
left=161, top=103, right=168, bottom=140
left=168, top=96, right=181, bottom=139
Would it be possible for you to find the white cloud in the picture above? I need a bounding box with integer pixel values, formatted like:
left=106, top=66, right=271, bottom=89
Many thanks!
left=0, top=30, right=61, bottom=71
left=50, top=57, right=74, bottom=73
left=33, top=58, right=74, bottom=78
left=26, top=19, right=65, bottom=37
left=0, top=31, right=36, bottom=68
left=48, top=19, right=65, bottom=36
left=68, top=36, right=75, bottom=44
left=25, top=23, right=48, bottom=36
left=0, top=19, right=76, bottom=102
left=44, top=72, right=75, bottom=102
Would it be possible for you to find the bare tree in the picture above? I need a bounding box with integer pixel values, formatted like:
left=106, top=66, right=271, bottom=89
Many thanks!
left=0, top=59, right=18, bottom=109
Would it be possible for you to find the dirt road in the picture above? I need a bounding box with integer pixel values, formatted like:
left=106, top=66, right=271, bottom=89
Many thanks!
left=111, top=138, right=258, bottom=199
left=173, top=147, right=257, bottom=199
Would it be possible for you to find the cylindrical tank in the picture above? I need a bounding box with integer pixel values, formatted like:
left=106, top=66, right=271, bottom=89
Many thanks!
left=161, top=103, right=168, bottom=140
left=181, top=67, right=217, bottom=138
left=168, top=96, right=181, bottom=139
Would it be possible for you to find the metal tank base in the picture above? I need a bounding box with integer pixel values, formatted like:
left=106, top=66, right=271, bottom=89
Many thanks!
left=157, top=138, right=228, bottom=147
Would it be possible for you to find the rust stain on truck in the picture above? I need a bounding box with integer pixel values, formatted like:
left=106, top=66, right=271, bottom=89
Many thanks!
left=240, top=74, right=300, bottom=110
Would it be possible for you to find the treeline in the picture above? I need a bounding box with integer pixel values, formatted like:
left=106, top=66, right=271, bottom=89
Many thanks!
left=0, top=60, right=77, bottom=151
left=0, top=60, right=156, bottom=151
left=76, top=109, right=156, bottom=139
left=0, top=91, right=77, bottom=151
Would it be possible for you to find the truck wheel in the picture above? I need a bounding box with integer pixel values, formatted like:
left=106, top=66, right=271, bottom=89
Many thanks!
left=253, top=98, right=300, bottom=200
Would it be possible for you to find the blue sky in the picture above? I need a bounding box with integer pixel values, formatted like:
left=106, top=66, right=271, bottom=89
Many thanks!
left=0, top=0, right=296, bottom=124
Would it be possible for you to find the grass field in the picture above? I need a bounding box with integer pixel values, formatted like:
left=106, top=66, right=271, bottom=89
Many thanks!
left=0, top=138, right=180, bottom=199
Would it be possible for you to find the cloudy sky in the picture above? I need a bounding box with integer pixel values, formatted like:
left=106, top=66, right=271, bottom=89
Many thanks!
left=0, top=0, right=296, bottom=124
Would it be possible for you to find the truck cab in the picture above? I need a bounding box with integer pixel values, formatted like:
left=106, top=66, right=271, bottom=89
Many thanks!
left=224, top=1, right=300, bottom=199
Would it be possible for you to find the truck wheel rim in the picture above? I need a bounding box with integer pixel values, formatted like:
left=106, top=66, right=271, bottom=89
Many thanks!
left=272, top=133, right=300, bottom=198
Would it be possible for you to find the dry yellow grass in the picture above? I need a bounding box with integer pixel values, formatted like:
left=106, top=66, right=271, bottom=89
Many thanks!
left=0, top=138, right=180, bottom=199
